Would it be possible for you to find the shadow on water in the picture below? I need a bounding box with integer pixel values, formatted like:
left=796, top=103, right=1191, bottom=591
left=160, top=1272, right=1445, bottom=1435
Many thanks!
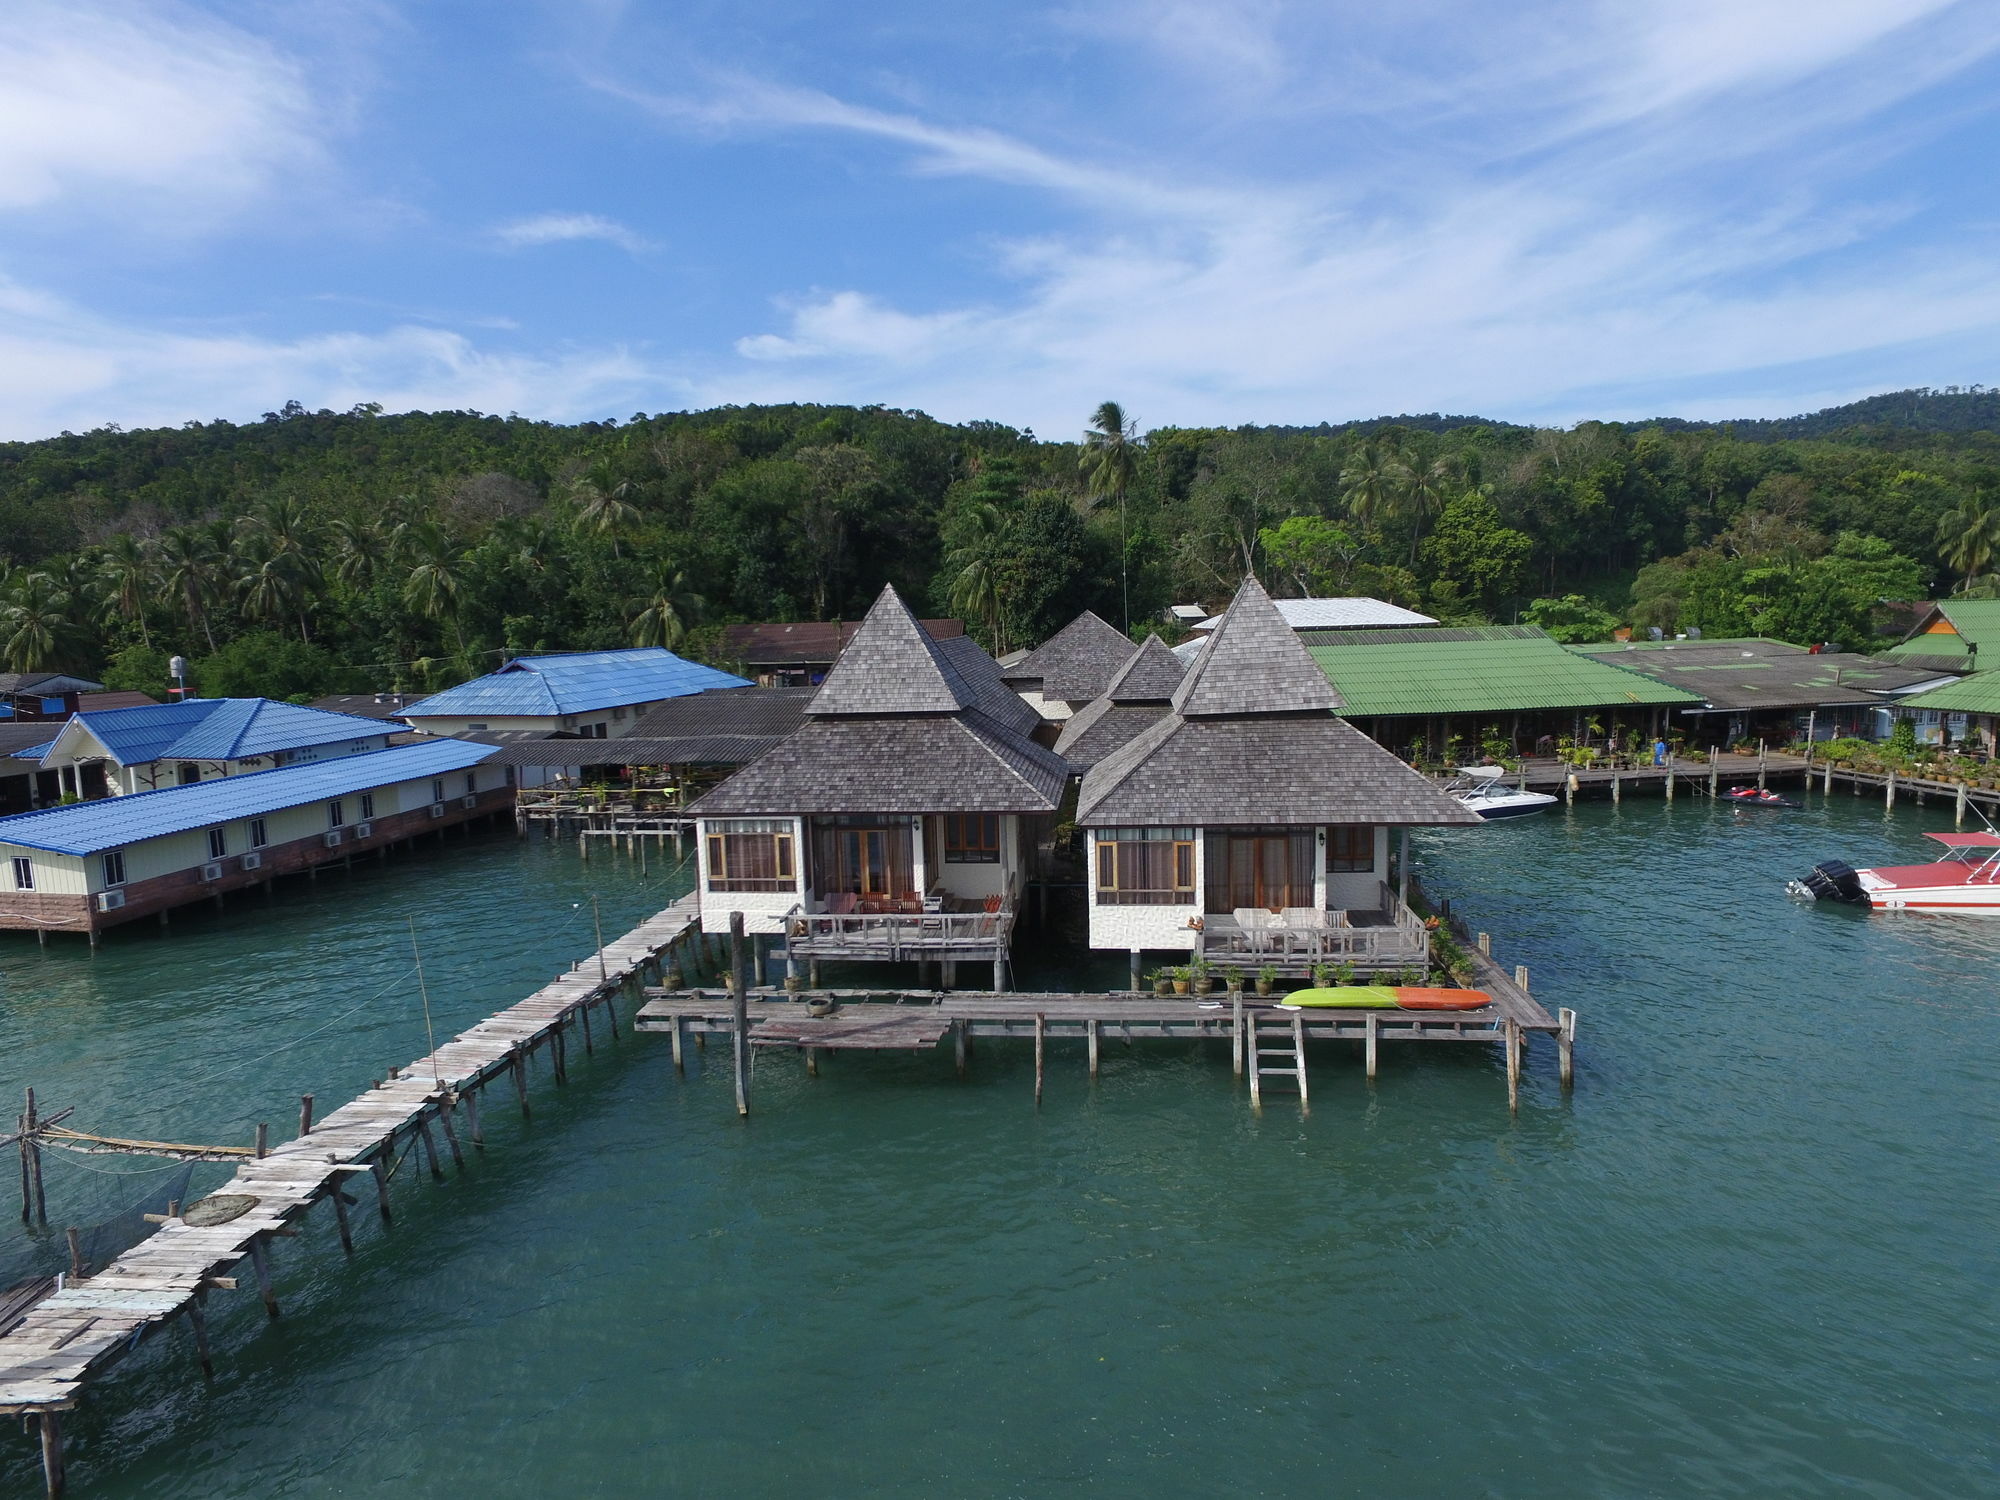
left=4, top=794, right=1998, bottom=1498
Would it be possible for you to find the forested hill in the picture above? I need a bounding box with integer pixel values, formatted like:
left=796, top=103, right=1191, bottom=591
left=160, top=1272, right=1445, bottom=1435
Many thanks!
left=0, top=390, right=1996, bottom=700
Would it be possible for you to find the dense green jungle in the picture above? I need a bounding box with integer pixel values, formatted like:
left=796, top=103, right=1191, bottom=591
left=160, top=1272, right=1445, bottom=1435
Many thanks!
left=2, top=387, right=1997, bottom=697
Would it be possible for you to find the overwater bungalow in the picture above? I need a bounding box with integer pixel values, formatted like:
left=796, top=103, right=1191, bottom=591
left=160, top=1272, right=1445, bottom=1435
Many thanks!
left=1053, top=634, right=1185, bottom=771
left=399, top=647, right=750, bottom=739
left=1077, top=577, right=1481, bottom=980
left=0, top=738, right=507, bottom=941
left=27, top=698, right=400, bottom=800
left=1002, top=610, right=1138, bottom=721
left=684, top=585, right=1067, bottom=978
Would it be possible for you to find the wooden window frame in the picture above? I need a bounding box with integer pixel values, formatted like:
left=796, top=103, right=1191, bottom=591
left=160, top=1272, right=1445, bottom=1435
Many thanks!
left=1326, top=825, right=1375, bottom=873
left=1094, top=827, right=1196, bottom=906
left=706, top=819, right=798, bottom=893
left=944, top=813, right=1001, bottom=864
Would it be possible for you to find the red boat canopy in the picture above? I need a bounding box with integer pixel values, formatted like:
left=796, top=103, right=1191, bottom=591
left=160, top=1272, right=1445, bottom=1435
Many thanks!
left=1924, top=832, right=2000, bottom=847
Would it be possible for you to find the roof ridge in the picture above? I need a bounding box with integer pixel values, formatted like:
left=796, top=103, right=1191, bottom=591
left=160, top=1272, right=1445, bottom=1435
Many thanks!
left=1103, top=634, right=1186, bottom=703
left=808, top=584, right=972, bottom=716
left=1171, top=575, right=1343, bottom=716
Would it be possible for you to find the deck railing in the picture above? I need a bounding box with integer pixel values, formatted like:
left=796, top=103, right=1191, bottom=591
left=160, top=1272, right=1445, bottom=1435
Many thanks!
left=1200, top=885, right=1429, bottom=970
left=784, top=902, right=1017, bottom=960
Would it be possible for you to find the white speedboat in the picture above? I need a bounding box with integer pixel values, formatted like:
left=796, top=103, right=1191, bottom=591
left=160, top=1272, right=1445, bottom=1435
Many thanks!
left=1447, top=766, right=1559, bottom=820
left=1792, top=832, right=2000, bottom=912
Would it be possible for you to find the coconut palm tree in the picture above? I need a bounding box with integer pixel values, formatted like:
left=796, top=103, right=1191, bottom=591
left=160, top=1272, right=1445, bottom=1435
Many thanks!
left=1080, top=401, right=1139, bottom=630
left=156, top=524, right=223, bottom=651
left=236, top=542, right=311, bottom=636
left=327, top=517, right=388, bottom=591
left=1937, top=495, right=2000, bottom=591
left=0, top=571, right=81, bottom=672
left=397, top=519, right=468, bottom=652
left=945, top=500, right=1010, bottom=652
left=243, top=498, right=323, bottom=639
left=628, top=568, right=704, bottom=650
left=569, top=465, right=640, bottom=558
left=97, top=533, right=156, bottom=648
left=1388, top=452, right=1458, bottom=564
left=1338, top=442, right=1397, bottom=528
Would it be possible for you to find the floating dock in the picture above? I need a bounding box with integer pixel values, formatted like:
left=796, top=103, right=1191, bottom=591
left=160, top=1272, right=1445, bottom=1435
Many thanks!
left=0, top=896, right=702, bottom=1496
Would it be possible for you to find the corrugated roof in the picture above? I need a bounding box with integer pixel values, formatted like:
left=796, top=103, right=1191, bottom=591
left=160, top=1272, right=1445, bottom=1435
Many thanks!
left=1308, top=627, right=1701, bottom=717
left=1191, top=597, right=1436, bottom=631
left=484, top=735, right=784, bottom=768
left=309, top=693, right=424, bottom=720
left=1175, top=576, right=1343, bottom=717
left=74, top=691, right=159, bottom=713
left=1897, top=671, right=2000, bottom=716
left=49, top=698, right=391, bottom=767
left=1887, top=599, right=2000, bottom=660
left=0, top=739, right=497, bottom=856
left=631, top=686, right=816, bottom=738
left=401, top=649, right=749, bottom=719
left=1005, top=611, right=1135, bottom=701
left=0, top=673, right=102, bottom=695
left=722, top=618, right=962, bottom=665
left=1571, top=641, right=1943, bottom=710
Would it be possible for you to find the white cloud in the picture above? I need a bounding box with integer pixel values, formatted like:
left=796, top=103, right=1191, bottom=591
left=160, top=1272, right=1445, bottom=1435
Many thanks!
left=494, top=212, right=652, bottom=254
left=0, top=276, right=668, bottom=440
left=0, top=0, right=319, bottom=223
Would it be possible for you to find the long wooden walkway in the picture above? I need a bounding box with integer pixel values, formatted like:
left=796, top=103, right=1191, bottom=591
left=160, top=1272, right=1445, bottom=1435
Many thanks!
left=0, top=894, right=703, bottom=1495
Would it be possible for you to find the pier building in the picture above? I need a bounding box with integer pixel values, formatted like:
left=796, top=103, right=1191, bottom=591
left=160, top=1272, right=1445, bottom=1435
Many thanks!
left=722, top=617, right=963, bottom=687
left=0, top=672, right=101, bottom=724
left=0, top=737, right=507, bottom=939
left=398, top=647, right=749, bottom=740
left=1883, top=597, right=2000, bottom=674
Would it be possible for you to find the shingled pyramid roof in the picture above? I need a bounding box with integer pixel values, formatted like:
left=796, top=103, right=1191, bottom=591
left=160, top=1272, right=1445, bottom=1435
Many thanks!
left=1104, top=634, right=1186, bottom=704
left=1006, top=610, right=1136, bottom=702
left=808, top=585, right=973, bottom=716
left=1171, top=575, right=1343, bottom=717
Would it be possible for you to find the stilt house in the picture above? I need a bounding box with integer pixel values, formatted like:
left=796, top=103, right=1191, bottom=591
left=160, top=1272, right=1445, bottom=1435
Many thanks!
left=1076, top=576, right=1480, bottom=977
left=1053, top=634, right=1186, bottom=771
left=1003, top=610, right=1140, bottom=721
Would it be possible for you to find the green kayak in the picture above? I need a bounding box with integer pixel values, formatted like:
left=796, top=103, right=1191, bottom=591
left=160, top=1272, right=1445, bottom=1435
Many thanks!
left=1283, top=986, right=1493, bottom=1011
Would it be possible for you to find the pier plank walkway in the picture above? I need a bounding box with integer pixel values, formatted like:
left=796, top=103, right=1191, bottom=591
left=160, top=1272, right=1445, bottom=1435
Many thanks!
left=0, top=894, right=703, bottom=1481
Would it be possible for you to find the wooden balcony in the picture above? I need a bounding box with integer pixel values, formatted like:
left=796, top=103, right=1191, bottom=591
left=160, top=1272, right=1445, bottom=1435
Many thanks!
left=783, top=900, right=1017, bottom=963
left=1197, top=883, right=1430, bottom=976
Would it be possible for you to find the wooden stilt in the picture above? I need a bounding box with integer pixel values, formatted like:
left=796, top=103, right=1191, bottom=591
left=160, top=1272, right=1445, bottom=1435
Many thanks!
left=255, top=1122, right=268, bottom=1159
left=671, top=1015, right=686, bottom=1072
left=249, top=1236, right=280, bottom=1317
left=1292, top=1013, right=1309, bottom=1112
left=1505, top=1018, right=1521, bottom=1113
left=1558, top=1008, right=1576, bottom=1089
left=1886, top=771, right=1897, bottom=808
left=330, top=1184, right=354, bottom=1253
left=1824, top=761, right=1834, bottom=795
left=298, top=1094, right=314, bottom=1137
left=580, top=997, right=595, bottom=1054
left=38, top=1410, right=63, bottom=1498
left=1477, top=931, right=1490, bottom=955
left=1231, top=994, right=1244, bottom=1077
left=604, top=987, right=621, bottom=1041
left=464, top=1086, right=483, bottom=1146
left=1365, top=1010, right=1379, bottom=1079
left=1033, top=1012, right=1045, bottom=1105
left=954, top=1019, right=968, bottom=1077
left=1087, top=1017, right=1100, bottom=1079
left=1128, top=949, right=1141, bottom=992
left=370, top=1153, right=393, bottom=1221
left=436, top=1100, right=465, bottom=1170
left=416, top=1117, right=443, bottom=1180
left=551, top=1024, right=567, bottom=1084
left=1664, top=765, right=1674, bottom=802
left=1611, top=771, right=1620, bottom=803
left=730, top=912, right=750, bottom=1118
left=187, top=1289, right=215, bottom=1376
left=1515, top=964, right=1530, bottom=995
left=805, top=1047, right=819, bottom=1077
left=511, top=1052, right=530, bottom=1117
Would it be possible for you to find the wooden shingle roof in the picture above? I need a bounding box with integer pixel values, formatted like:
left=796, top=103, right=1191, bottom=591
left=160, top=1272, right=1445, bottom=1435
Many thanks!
left=1005, top=611, right=1135, bottom=701
left=1076, top=713, right=1478, bottom=826
left=1052, top=699, right=1171, bottom=771
left=809, top=585, right=975, bottom=716
left=1104, top=634, right=1186, bottom=703
left=1173, top=575, right=1343, bottom=717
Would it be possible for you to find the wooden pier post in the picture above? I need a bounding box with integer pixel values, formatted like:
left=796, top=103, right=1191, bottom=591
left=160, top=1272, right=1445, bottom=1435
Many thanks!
left=1558, top=1008, right=1576, bottom=1089
left=1365, top=1011, right=1379, bottom=1080
left=1129, top=949, right=1141, bottom=993
left=21, top=1087, right=47, bottom=1226
left=1957, top=782, right=1969, bottom=827
left=1033, top=1012, right=1046, bottom=1106
left=1504, top=1018, right=1521, bottom=1113
left=254, top=1122, right=268, bottom=1160
left=580, top=997, right=594, bottom=1055
left=249, top=1236, right=280, bottom=1318
left=436, top=1100, right=465, bottom=1170
left=671, top=1015, right=686, bottom=1073
left=187, top=1289, right=214, bottom=1376
left=417, top=1116, right=444, bottom=1180
left=511, top=1052, right=530, bottom=1117
left=1611, top=771, right=1620, bottom=804
left=1477, top=931, right=1490, bottom=955
left=297, top=1094, right=314, bottom=1137
left=1231, top=993, right=1244, bottom=1077
left=954, top=1019, right=968, bottom=1078
left=369, top=1151, right=393, bottom=1221
left=1515, top=964, right=1529, bottom=994
left=1087, top=1018, right=1100, bottom=1079
left=1886, top=771, right=1897, bottom=809
left=1709, top=757, right=1719, bottom=797
left=464, top=1086, right=483, bottom=1146
left=38, top=1410, right=63, bottom=1499
left=330, top=1184, right=354, bottom=1254
left=1824, top=761, right=1834, bottom=796
left=1565, top=772, right=1576, bottom=806
left=1664, top=764, right=1674, bottom=802
left=65, top=1227, right=83, bottom=1281
left=729, top=912, right=750, bottom=1118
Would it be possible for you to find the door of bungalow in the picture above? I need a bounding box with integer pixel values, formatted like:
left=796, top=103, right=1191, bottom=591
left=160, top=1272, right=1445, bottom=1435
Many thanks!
left=1205, top=829, right=1314, bottom=913
left=811, top=816, right=916, bottom=900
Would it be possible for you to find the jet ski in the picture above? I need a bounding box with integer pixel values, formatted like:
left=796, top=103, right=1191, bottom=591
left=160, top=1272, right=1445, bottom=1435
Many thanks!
left=1726, top=786, right=1798, bottom=808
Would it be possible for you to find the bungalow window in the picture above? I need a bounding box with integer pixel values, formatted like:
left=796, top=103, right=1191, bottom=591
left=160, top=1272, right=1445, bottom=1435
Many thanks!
left=207, top=828, right=227, bottom=860
left=431, top=779, right=445, bottom=803
left=944, top=814, right=1000, bottom=863
left=102, top=851, right=126, bottom=887
left=177, top=762, right=201, bottom=786
left=1326, top=825, right=1375, bottom=873
left=1095, top=827, right=1196, bottom=906
left=328, top=800, right=345, bottom=829
left=465, top=772, right=478, bottom=795
left=706, top=819, right=796, bottom=892
left=249, top=819, right=268, bottom=848
left=10, top=857, right=31, bottom=891
left=360, top=794, right=375, bottom=820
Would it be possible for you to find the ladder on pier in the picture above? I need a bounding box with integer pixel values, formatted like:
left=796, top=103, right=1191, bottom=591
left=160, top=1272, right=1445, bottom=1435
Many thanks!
left=1247, top=1010, right=1309, bottom=1110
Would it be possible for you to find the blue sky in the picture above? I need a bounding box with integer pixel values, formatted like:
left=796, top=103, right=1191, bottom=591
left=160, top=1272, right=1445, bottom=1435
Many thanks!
left=2, top=0, right=1998, bottom=441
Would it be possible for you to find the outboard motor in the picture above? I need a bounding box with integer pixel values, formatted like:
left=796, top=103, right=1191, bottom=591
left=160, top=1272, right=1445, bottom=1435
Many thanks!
left=1791, top=860, right=1864, bottom=903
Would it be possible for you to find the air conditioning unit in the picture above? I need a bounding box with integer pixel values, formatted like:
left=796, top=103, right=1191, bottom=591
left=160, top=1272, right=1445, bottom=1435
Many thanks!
left=96, top=890, right=125, bottom=912
left=199, top=861, right=224, bottom=882
left=429, top=802, right=446, bottom=819
left=324, top=830, right=343, bottom=848
left=459, top=795, right=478, bottom=809
left=354, top=822, right=373, bottom=839
left=240, top=852, right=263, bottom=872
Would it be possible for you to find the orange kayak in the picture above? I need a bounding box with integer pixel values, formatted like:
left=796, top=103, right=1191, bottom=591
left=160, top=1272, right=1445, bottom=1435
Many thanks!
left=1285, top=986, right=1494, bottom=1010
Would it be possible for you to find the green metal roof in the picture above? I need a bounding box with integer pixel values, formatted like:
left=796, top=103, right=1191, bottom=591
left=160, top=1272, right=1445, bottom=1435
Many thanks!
left=1897, top=670, right=2000, bottom=716
left=1571, top=640, right=1943, bottom=709
left=1306, top=626, right=1702, bottom=718
left=1886, top=599, right=2000, bottom=662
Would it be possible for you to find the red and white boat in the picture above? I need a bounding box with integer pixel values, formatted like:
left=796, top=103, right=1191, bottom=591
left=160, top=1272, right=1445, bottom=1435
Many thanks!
left=1793, top=833, right=2000, bottom=912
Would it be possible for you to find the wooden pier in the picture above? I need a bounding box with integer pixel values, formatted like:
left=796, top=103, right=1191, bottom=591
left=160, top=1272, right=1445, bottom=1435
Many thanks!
left=0, top=896, right=703, bottom=1496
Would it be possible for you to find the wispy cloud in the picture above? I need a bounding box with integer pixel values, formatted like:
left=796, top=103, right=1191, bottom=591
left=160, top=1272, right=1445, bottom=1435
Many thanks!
left=494, top=212, right=652, bottom=254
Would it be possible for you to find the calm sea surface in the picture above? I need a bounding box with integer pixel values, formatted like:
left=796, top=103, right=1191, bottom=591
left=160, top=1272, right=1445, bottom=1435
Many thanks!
left=1, top=796, right=1995, bottom=1498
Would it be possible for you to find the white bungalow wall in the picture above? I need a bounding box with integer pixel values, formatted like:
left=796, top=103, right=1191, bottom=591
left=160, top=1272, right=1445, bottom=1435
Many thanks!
left=407, top=700, right=673, bottom=741
left=694, top=816, right=807, bottom=936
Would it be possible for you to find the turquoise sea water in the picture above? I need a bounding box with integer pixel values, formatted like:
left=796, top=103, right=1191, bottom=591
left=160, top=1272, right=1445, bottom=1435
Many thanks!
left=1, top=796, right=1996, bottom=1498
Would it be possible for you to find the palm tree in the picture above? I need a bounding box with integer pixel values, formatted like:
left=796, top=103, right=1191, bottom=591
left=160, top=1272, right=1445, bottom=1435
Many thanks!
left=397, top=519, right=468, bottom=652
left=628, top=568, right=704, bottom=650
left=1080, top=401, right=1139, bottom=630
left=98, top=533, right=156, bottom=648
left=327, top=517, right=388, bottom=591
left=0, top=572, right=81, bottom=672
left=569, top=465, right=640, bottom=558
left=237, top=542, right=311, bottom=635
left=1338, top=442, right=1397, bottom=528
left=156, top=524, right=223, bottom=651
left=244, top=498, right=323, bottom=639
left=945, top=500, right=1010, bottom=652
left=1937, top=496, right=2000, bottom=591
left=1389, top=452, right=1457, bottom=564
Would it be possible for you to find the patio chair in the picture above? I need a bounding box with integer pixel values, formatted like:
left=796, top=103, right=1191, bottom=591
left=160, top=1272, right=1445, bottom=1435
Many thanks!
left=1232, top=908, right=1272, bottom=953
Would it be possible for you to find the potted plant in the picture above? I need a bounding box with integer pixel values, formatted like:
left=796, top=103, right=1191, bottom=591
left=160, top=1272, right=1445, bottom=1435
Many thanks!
left=1152, top=969, right=1173, bottom=996
left=1223, top=965, right=1244, bottom=994
left=1189, top=956, right=1213, bottom=995
left=1310, top=962, right=1334, bottom=988
left=1168, top=966, right=1191, bottom=996
left=1334, top=960, right=1357, bottom=986
left=1256, top=963, right=1278, bottom=996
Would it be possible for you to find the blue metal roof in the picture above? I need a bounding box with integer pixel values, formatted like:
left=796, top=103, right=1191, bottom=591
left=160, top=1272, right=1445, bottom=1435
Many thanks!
left=50, top=698, right=391, bottom=767
left=401, top=649, right=750, bottom=719
left=0, top=739, right=497, bottom=856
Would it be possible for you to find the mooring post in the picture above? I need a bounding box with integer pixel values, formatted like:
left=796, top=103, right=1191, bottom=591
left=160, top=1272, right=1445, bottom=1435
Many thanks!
left=1824, top=761, right=1834, bottom=795
left=1886, top=770, right=1897, bottom=808
left=1033, top=1012, right=1046, bottom=1106
left=1611, top=771, right=1620, bottom=804
left=1957, top=782, right=1969, bottom=827
left=1129, top=949, right=1141, bottom=993
left=730, top=911, right=751, bottom=1118
left=65, top=1227, right=83, bottom=1280
left=254, top=1122, right=268, bottom=1160
left=1664, top=764, right=1674, bottom=802
left=671, top=1016, right=686, bottom=1073
left=38, top=1410, right=63, bottom=1498
left=1709, top=757, right=1719, bottom=797
left=1477, top=931, right=1491, bottom=955
left=1565, top=772, right=1576, bottom=806
left=1087, top=1017, right=1100, bottom=1079
left=298, top=1094, right=314, bottom=1137
left=954, top=1018, right=968, bottom=1078
left=1505, top=1017, right=1521, bottom=1113
left=1231, top=993, right=1244, bottom=1077
left=1515, top=964, right=1530, bottom=994
left=1365, top=1010, right=1379, bottom=1080
left=249, top=1235, right=280, bottom=1318
left=1558, top=1008, right=1576, bottom=1089
left=187, top=1288, right=215, bottom=1376
left=22, top=1086, right=47, bottom=1226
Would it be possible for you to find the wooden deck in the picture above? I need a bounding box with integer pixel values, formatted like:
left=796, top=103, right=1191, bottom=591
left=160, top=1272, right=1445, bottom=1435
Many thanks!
left=0, top=896, right=705, bottom=1495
